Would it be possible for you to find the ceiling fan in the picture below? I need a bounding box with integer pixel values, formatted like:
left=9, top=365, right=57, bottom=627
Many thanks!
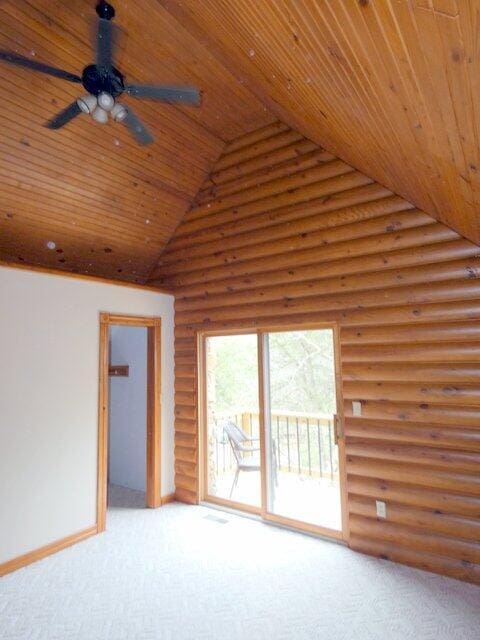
left=0, top=1, right=201, bottom=145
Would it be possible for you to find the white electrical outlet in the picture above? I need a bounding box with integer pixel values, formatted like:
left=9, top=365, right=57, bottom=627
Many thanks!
left=352, top=400, right=362, bottom=416
left=376, top=500, right=387, bottom=519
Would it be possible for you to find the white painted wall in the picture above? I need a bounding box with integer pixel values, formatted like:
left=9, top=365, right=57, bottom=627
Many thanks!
left=0, top=266, right=175, bottom=564
left=109, top=325, right=147, bottom=493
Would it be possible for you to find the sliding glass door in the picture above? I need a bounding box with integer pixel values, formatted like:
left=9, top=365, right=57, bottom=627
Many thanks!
left=263, top=329, right=342, bottom=532
left=201, top=326, right=345, bottom=537
left=204, top=333, right=261, bottom=510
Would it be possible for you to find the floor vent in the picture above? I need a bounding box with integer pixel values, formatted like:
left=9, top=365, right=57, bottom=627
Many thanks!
left=203, top=514, right=229, bottom=524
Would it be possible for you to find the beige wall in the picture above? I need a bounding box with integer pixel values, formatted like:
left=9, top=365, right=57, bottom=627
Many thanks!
left=0, top=266, right=175, bottom=564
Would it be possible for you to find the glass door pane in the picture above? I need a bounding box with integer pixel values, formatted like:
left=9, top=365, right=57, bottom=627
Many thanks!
left=205, top=334, right=261, bottom=508
left=263, top=329, right=342, bottom=531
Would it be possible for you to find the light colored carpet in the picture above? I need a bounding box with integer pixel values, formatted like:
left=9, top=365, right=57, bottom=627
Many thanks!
left=1, top=484, right=479, bottom=640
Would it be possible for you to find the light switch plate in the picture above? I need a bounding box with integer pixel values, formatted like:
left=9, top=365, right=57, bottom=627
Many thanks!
left=376, top=500, right=387, bottom=519
left=352, top=400, right=362, bottom=416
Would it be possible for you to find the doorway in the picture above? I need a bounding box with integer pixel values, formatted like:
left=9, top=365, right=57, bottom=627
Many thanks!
left=108, top=325, right=148, bottom=505
left=97, top=313, right=161, bottom=531
left=200, top=326, right=347, bottom=540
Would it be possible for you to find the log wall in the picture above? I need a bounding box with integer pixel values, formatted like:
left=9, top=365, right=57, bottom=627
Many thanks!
left=149, top=123, right=480, bottom=584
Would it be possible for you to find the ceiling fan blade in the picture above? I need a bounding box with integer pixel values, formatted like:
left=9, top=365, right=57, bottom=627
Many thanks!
left=0, top=50, right=81, bottom=83
left=96, top=17, right=116, bottom=68
left=46, top=101, right=83, bottom=130
left=123, top=108, right=154, bottom=145
left=125, top=84, right=201, bottom=105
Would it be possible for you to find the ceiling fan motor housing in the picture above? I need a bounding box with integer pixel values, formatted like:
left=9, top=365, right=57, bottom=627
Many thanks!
left=81, top=64, right=124, bottom=97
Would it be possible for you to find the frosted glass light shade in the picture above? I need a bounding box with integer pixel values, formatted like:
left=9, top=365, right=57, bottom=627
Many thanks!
left=98, top=92, right=115, bottom=111
left=91, top=106, right=109, bottom=124
left=77, top=94, right=97, bottom=114
left=111, top=103, right=128, bottom=123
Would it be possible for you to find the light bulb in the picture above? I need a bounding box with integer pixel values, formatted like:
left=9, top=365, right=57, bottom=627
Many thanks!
left=77, top=94, right=97, bottom=114
left=111, top=103, right=128, bottom=123
left=91, top=106, right=109, bottom=124
left=97, top=92, right=115, bottom=111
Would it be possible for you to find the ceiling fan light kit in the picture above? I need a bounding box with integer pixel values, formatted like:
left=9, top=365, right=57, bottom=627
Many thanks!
left=91, top=105, right=109, bottom=124
left=0, top=0, right=201, bottom=145
left=97, top=91, right=115, bottom=111
left=111, top=102, right=128, bottom=123
left=77, top=94, right=98, bottom=114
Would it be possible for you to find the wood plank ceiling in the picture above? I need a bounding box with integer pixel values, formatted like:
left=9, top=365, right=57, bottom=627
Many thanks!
left=0, top=0, right=274, bottom=282
left=160, top=0, right=480, bottom=246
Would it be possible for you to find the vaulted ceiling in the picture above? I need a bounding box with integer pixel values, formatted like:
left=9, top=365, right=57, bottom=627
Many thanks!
left=1, top=0, right=479, bottom=284
left=160, top=0, right=480, bottom=246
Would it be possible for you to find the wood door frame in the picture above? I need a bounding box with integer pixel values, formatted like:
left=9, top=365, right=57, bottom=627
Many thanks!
left=197, top=323, right=349, bottom=542
left=97, top=312, right=162, bottom=531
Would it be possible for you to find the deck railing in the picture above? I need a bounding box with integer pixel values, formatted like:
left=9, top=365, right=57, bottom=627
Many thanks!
left=210, top=410, right=338, bottom=480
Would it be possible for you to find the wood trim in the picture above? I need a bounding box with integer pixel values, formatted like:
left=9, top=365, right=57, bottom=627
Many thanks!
left=97, top=313, right=163, bottom=530
left=203, top=494, right=262, bottom=516
left=146, top=321, right=162, bottom=508
left=161, top=493, right=176, bottom=505
left=198, top=332, right=207, bottom=503
left=0, top=525, right=97, bottom=577
left=332, top=324, right=350, bottom=541
left=0, top=261, right=171, bottom=294
left=97, top=315, right=110, bottom=532
left=197, top=322, right=340, bottom=337
left=101, top=313, right=160, bottom=327
left=263, top=512, right=344, bottom=541
left=257, top=332, right=268, bottom=518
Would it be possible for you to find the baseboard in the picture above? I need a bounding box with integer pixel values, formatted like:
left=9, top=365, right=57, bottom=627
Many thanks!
left=1, top=496, right=175, bottom=577
left=0, top=525, right=98, bottom=577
